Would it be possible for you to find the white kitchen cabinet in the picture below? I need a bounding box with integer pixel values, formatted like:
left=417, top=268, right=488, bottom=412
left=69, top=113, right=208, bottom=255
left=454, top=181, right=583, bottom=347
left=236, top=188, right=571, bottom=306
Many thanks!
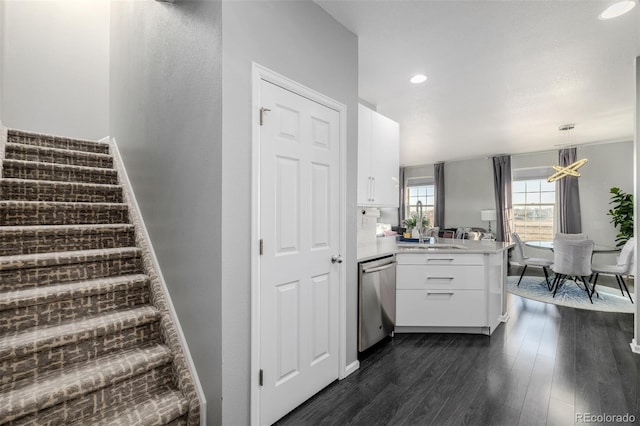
left=395, top=251, right=506, bottom=335
left=357, top=104, right=399, bottom=207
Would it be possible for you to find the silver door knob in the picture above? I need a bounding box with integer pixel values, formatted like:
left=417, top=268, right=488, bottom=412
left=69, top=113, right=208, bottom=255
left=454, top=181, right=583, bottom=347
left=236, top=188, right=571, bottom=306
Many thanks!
left=331, top=255, right=343, bottom=264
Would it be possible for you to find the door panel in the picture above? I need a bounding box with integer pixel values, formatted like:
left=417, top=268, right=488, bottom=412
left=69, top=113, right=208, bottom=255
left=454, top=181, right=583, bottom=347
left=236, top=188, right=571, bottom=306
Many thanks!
left=311, top=163, right=330, bottom=250
left=260, top=80, right=340, bottom=425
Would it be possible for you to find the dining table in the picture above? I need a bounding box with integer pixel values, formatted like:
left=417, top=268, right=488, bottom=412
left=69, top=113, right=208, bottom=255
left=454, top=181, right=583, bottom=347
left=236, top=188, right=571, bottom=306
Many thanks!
left=525, top=240, right=619, bottom=254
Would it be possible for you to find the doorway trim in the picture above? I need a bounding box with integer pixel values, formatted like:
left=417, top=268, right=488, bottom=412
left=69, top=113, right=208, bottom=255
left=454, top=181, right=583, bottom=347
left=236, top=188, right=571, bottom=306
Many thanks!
left=249, top=62, right=349, bottom=424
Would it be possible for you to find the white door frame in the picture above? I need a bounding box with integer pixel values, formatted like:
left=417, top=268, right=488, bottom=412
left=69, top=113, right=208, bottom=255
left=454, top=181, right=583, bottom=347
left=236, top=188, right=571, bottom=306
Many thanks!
left=250, top=63, right=348, bottom=424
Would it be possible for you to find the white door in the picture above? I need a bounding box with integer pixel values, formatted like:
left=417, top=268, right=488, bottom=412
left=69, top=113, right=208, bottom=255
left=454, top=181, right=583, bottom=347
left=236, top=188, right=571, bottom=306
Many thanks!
left=259, top=80, right=341, bottom=425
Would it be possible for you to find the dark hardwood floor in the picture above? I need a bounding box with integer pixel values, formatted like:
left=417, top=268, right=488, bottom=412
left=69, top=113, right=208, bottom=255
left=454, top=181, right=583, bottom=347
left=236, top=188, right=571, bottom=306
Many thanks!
left=276, top=278, right=639, bottom=426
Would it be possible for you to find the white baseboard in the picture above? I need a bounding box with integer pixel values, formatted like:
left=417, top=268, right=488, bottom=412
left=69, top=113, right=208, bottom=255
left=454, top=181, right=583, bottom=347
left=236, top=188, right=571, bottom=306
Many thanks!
left=343, top=360, right=360, bottom=378
left=630, top=338, right=640, bottom=354
left=499, top=313, right=510, bottom=323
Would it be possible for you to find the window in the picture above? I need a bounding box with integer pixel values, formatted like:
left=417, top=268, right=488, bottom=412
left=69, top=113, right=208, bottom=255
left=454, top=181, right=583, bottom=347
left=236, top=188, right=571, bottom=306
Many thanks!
left=512, top=177, right=555, bottom=241
left=406, top=181, right=435, bottom=227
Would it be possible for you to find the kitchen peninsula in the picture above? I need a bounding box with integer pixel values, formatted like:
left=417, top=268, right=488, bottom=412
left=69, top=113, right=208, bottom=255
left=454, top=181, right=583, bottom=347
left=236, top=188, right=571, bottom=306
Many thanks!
left=358, top=237, right=514, bottom=336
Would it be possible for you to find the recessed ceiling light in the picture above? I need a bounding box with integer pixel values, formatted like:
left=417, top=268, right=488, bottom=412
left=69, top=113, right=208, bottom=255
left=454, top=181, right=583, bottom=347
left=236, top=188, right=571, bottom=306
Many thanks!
left=599, top=0, right=636, bottom=19
left=410, top=74, right=427, bottom=84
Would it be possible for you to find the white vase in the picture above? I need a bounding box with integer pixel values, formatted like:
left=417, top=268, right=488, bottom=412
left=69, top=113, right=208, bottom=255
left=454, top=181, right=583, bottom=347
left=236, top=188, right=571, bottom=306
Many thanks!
left=411, top=227, right=420, bottom=239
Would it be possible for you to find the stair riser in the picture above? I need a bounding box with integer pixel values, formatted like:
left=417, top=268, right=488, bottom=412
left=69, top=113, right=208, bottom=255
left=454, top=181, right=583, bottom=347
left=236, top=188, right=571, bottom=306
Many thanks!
left=0, top=323, right=160, bottom=392
left=0, top=206, right=128, bottom=226
left=167, top=417, right=189, bottom=426
left=0, top=229, right=135, bottom=256
left=5, top=147, right=113, bottom=169
left=1, top=181, right=123, bottom=203
left=0, top=287, right=150, bottom=334
left=7, top=134, right=110, bottom=154
left=6, top=365, right=174, bottom=426
left=0, top=257, right=143, bottom=292
left=3, top=163, right=118, bottom=185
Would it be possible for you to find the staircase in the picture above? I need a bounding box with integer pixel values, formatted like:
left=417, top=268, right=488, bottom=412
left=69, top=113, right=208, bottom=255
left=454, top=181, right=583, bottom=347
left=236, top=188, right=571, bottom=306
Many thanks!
left=0, top=129, right=200, bottom=425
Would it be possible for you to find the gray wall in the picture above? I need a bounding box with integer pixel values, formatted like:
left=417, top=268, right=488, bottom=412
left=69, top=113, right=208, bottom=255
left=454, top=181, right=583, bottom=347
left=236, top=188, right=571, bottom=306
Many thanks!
left=0, top=0, right=5, bottom=121
left=579, top=142, right=633, bottom=249
left=109, top=1, right=223, bottom=423
left=2, top=0, right=109, bottom=139
left=221, top=1, right=358, bottom=423
left=436, top=142, right=634, bottom=262
left=444, top=158, right=495, bottom=229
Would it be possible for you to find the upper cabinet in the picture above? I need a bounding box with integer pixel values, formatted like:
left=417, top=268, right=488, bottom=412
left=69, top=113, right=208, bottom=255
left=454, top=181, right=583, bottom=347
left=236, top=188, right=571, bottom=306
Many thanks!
left=357, top=104, right=400, bottom=207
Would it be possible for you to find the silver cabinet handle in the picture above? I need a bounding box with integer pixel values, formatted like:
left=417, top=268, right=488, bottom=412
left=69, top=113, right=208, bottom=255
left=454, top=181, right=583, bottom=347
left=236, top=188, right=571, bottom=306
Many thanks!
left=426, top=258, right=454, bottom=262
left=372, top=177, right=376, bottom=202
left=427, top=277, right=454, bottom=280
left=363, top=263, right=396, bottom=273
left=427, top=291, right=455, bottom=295
left=331, top=255, right=343, bottom=264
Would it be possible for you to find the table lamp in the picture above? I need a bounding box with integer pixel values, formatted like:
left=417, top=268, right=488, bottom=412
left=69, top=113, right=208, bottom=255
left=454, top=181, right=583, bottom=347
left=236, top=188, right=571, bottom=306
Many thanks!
left=480, top=209, right=497, bottom=238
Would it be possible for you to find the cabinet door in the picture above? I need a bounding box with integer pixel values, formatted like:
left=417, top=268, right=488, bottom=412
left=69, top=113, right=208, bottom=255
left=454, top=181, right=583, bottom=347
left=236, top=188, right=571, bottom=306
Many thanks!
left=371, top=111, right=399, bottom=207
left=357, top=104, right=373, bottom=205
left=396, top=289, right=486, bottom=327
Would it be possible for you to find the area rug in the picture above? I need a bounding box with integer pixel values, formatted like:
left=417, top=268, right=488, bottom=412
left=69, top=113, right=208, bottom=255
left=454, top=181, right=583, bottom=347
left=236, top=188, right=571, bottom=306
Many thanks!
left=507, top=275, right=634, bottom=314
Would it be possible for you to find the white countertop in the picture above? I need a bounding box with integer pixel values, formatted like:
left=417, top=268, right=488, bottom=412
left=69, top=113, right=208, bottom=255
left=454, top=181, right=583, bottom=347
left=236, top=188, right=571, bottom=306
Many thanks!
left=357, top=236, right=514, bottom=263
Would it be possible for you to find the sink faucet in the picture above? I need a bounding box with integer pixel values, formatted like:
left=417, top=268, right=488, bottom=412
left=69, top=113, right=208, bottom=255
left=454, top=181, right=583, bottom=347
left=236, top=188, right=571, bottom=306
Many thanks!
left=416, top=200, right=424, bottom=244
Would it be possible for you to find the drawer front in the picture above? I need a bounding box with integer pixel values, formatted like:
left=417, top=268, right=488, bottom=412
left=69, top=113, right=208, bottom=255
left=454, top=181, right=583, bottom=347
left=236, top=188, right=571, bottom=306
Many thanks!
left=397, top=265, right=484, bottom=290
left=396, top=253, right=484, bottom=266
left=396, top=289, right=486, bottom=327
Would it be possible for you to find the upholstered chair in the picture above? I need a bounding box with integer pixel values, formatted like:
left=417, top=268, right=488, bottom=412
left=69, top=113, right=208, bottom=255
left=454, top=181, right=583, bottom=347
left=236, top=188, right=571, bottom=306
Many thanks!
left=555, top=233, right=588, bottom=240
left=591, top=237, right=635, bottom=303
left=511, top=232, right=554, bottom=290
left=551, top=238, right=595, bottom=303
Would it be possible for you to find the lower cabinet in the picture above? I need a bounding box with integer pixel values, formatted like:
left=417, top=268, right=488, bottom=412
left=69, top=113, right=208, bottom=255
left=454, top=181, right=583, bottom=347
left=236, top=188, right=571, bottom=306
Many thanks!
left=395, top=251, right=506, bottom=335
left=396, top=289, right=485, bottom=327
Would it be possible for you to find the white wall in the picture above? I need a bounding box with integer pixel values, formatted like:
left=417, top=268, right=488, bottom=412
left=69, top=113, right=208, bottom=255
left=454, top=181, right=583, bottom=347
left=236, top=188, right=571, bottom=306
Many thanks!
left=110, top=0, right=223, bottom=423
left=221, top=2, right=358, bottom=423
left=2, top=0, right=109, bottom=139
left=634, top=56, right=639, bottom=350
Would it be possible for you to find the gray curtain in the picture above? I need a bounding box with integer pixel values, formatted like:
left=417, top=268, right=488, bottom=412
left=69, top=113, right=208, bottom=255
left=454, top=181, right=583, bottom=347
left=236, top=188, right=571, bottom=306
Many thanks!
left=558, top=147, right=582, bottom=233
left=398, top=166, right=406, bottom=227
left=492, top=155, right=512, bottom=243
left=434, top=162, right=445, bottom=228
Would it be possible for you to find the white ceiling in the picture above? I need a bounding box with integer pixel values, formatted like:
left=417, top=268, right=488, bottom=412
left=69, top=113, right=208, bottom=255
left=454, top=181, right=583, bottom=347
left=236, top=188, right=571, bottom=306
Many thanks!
left=315, top=0, right=640, bottom=166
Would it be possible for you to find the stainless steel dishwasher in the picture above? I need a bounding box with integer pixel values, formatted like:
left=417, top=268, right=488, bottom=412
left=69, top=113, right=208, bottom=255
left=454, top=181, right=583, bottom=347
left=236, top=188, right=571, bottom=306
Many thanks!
left=358, top=255, right=396, bottom=352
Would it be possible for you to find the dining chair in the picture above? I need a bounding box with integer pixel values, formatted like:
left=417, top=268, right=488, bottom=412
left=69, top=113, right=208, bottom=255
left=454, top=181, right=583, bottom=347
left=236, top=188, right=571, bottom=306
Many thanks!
left=511, top=232, right=554, bottom=290
left=551, top=238, right=595, bottom=303
left=555, top=233, right=588, bottom=240
left=591, top=237, right=635, bottom=303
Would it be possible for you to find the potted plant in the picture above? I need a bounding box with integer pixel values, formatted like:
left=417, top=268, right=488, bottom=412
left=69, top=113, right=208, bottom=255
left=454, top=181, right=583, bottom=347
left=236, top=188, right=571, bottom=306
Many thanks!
left=402, top=213, right=430, bottom=238
left=607, top=187, right=634, bottom=248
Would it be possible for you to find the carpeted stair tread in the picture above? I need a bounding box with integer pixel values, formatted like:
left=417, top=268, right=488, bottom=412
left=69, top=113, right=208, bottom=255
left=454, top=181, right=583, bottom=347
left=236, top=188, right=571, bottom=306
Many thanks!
left=0, top=223, right=134, bottom=235
left=0, top=200, right=128, bottom=226
left=0, top=343, right=172, bottom=424
left=73, top=390, right=189, bottom=426
left=0, top=305, right=160, bottom=361
left=4, top=142, right=113, bottom=169
left=0, top=223, right=136, bottom=256
left=2, top=159, right=119, bottom=185
left=1, top=178, right=122, bottom=203
left=0, top=247, right=141, bottom=272
left=0, top=274, right=149, bottom=311
left=7, top=129, right=110, bottom=154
